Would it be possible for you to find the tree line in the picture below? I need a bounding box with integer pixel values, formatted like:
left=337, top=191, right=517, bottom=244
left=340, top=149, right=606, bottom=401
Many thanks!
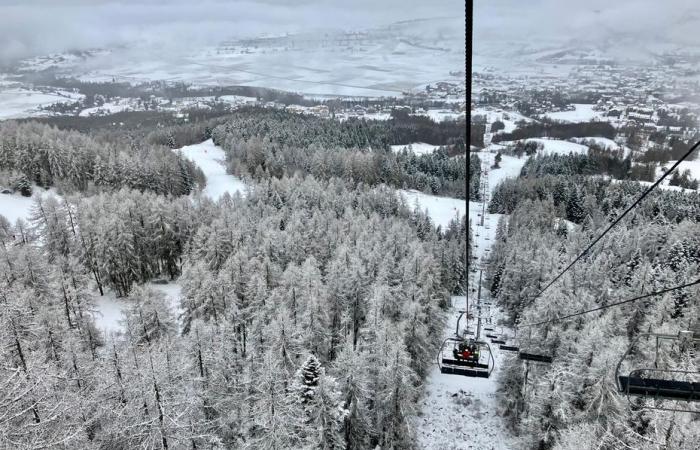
left=0, top=121, right=204, bottom=197
left=211, top=108, right=468, bottom=198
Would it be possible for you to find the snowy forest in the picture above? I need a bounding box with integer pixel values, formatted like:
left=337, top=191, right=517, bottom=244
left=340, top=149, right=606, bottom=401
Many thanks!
left=485, top=182, right=700, bottom=448
left=2, top=93, right=700, bottom=448
left=0, top=108, right=469, bottom=449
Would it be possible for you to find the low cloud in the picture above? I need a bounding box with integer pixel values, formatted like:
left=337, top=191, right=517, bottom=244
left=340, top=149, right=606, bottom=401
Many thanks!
left=475, top=0, right=700, bottom=51
left=0, top=0, right=460, bottom=64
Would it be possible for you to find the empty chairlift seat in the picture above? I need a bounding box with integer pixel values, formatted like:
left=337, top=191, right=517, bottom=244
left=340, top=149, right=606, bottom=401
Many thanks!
left=499, top=344, right=520, bottom=352
left=618, top=374, right=700, bottom=401
left=518, top=351, right=553, bottom=363
left=615, top=331, right=700, bottom=411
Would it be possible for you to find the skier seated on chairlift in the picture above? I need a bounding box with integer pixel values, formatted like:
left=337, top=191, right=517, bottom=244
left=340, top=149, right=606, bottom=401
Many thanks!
left=453, top=341, right=479, bottom=361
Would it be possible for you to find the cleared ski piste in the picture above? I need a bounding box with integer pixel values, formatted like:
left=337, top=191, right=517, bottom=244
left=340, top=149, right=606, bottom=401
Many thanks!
left=416, top=151, right=520, bottom=450
left=177, top=139, right=247, bottom=200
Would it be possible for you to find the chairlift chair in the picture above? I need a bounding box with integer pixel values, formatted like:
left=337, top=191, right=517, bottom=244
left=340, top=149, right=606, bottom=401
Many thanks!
left=500, top=344, right=520, bottom=352
left=438, top=337, right=495, bottom=378
left=615, top=331, right=700, bottom=413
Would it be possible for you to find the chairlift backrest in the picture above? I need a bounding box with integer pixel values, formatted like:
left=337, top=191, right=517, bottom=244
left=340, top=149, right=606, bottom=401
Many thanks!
left=615, top=331, right=700, bottom=412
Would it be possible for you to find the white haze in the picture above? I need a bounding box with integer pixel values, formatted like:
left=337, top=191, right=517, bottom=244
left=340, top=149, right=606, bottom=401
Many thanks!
left=0, top=0, right=459, bottom=63
left=475, top=0, right=700, bottom=54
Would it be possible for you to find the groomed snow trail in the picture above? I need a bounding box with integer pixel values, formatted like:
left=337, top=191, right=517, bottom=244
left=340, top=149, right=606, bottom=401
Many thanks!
left=177, top=139, right=247, bottom=200
left=416, top=151, right=522, bottom=450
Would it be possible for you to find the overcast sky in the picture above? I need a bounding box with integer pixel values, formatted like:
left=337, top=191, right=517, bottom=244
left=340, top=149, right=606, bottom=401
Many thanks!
left=475, top=0, right=700, bottom=49
left=0, top=0, right=460, bottom=63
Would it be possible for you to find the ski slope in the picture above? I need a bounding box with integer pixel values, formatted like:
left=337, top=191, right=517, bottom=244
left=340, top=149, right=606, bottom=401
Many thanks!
left=416, top=151, right=517, bottom=450
left=399, top=190, right=465, bottom=230
left=176, top=139, right=247, bottom=200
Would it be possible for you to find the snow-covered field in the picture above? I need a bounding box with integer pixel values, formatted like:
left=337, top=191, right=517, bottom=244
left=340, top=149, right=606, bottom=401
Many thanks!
left=78, top=101, right=133, bottom=117
left=398, top=150, right=524, bottom=232
left=22, top=34, right=464, bottom=98
left=542, top=103, right=605, bottom=123
left=420, top=109, right=466, bottom=123
left=390, top=142, right=442, bottom=155
left=524, top=138, right=588, bottom=156
left=399, top=190, right=465, bottom=230
left=473, top=107, right=533, bottom=133
left=571, top=136, right=631, bottom=157
left=0, top=86, right=84, bottom=120
left=176, top=139, right=247, bottom=200
left=660, top=159, right=700, bottom=184
left=0, top=188, right=59, bottom=224
left=416, top=151, right=516, bottom=449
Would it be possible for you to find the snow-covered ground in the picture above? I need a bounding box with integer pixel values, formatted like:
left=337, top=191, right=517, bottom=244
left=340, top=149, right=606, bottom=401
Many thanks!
left=0, top=188, right=60, bottom=224
left=176, top=139, right=247, bottom=200
left=92, top=281, right=183, bottom=336
left=542, top=104, right=606, bottom=123
left=398, top=149, right=524, bottom=232
left=419, top=109, right=466, bottom=123
left=78, top=101, right=133, bottom=117
left=494, top=138, right=589, bottom=156
left=399, top=190, right=465, bottom=230
left=0, top=86, right=84, bottom=120
left=416, top=151, right=517, bottom=450
left=473, top=107, right=533, bottom=133
left=477, top=149, right=528, bottom=188
left=16, top=27, right=464, bottom=99
left=93, top=292, right=126, bottom=335
left=523, top=138, right=589, bottom=156
left=93, top=139, right=246, bottom=335
left=571, top=137, right=631, bottom=158
left=659, top=159, right=700, bottom=187
left=391, top=142, right=443, bottom=155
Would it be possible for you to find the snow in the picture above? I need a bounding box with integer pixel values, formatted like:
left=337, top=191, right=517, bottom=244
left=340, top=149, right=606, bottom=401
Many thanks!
left=390, top=142, right=443, bottom=155
left=472, top=107, right=534, bottom=133
left=524, top=138, right=589, bottom=156
left=33, top=33, right=465, bottom=99
left=542, top=104, right=606, bottom=123
left=477, top=149, right=528, bottom=191
left=176, top=139, right=247, bottom=200
left=92, top=280, right=183, bottom=335
left=0, top=188, right=59, bottom=224
left=660, top=159, right=700, bottom=187
left=571, top=137, right=631, bottom=158
left=79, top=101, right=132, bottom=117
left=93, top=292, right=125, bottom=335
left=416, top=151, right=517, bottom=450
left=399, top=190, right=465, bottom=230
left=151, top=281, right=184, bottom=324
left=420, top=109, right=466, bottom=123
left=0, top=86, right=84, bottom=120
